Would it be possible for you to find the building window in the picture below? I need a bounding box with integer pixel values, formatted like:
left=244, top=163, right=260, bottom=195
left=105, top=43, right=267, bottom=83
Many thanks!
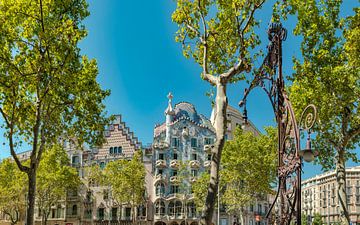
left=170, top=185, right=179, bottom=194
left=125, top=208, right=131, bottom=220
left=98, top=208, right=104, bottom=220
left=72, top=205, right=77, bottom=215
left=169, top=201, right=175, bottom=217
left=56, top=205, right=62, bottom=218
left=99, top=162, right=105, bottom=169
left=111, top=208, right=117, bottom=221
left=191, top=138, right=197, bottom=148
left=72, top=156, right=79, bottom=165
left=109, top=147, right=113, bottom=154
left=114, top=147, right=118, bottom=154
left=188, top=202, right=196, bottom=218
left=191, top=153, right=197, bottom=160
left=85, top=209, right=92, bottom=219
left=156, top=183, right=165, bottom=196
left=172, top=138, right=180, bottom=147
left=191, top=170, right=198, bottom=177
left=158, top=153, right=164, bottom=160
left=250, top=204, right=254, bottom=212
left=175, top=201, right=182, bottom=217
left=173, top=152, right=178, bottom=160
left=155, top=201, right=165, bottom=216
left=118, top=146, right=122, bottom=154
left=204, top=137, right=214, bottom=145
left=137, top=205, right=146, bottom=218
left=258, top=204, right=262, bottom=213
left=171, top=170, right=178, bottom=177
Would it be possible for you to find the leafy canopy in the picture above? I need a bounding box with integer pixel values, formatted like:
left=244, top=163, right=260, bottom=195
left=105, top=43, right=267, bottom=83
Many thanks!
left=192, top=127, right=277, bottom=212
left=287, top=0, right=360, bottom=169
left=0, top=159, right=27, bottom=223
left=172, top=0, right=265, bottom=81
left=36, top=144, right=81, bottom=219
left=103, top=151, right=146, bottom=206
left=0, top=0, right=110, bottom=165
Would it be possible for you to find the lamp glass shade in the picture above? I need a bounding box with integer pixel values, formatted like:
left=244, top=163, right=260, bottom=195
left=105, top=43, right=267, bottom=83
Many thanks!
left=301, top=149, right=315, bottom=162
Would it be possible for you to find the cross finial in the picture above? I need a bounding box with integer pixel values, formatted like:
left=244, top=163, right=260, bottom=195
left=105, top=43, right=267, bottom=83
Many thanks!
left=167, top=92, right=173, bottom=101
left=165, top=92, right=174, bottom=115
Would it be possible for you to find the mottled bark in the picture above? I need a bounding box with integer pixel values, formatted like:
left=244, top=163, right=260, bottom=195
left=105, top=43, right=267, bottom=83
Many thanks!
left=26, top=167, right=37, bottom=225
left=200, top=80, right=228, bottom=225
left=336, top=149, right=350, bottom=225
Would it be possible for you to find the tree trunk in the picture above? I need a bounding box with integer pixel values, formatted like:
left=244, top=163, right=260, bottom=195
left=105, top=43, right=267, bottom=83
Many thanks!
left=200, top=80, right=228, bottom=225
left=239, top=209, right=244, bottom=225
left=336, top=149, right=350, bottom=225
left=26, top=167, right=37, bottom=225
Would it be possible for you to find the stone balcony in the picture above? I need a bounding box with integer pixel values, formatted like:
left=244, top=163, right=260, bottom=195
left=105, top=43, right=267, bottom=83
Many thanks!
left=204, top=144, right=213, bottom=153
left=154, top=174, right=166, bottom=183
left=189, top=160, right=200, bottom=168
left=170, top=159, right=180, bottom=168
left=204, top=160, right=211, bottom=168
left=170, top=176, right=180, bottom=183
left=155, top=159, right=167, bottom=168
left=153, top=141, right=169, bottom=150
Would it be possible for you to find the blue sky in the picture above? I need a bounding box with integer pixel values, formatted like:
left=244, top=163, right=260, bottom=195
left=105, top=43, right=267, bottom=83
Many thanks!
left=0, top=1, right=358, bottom=179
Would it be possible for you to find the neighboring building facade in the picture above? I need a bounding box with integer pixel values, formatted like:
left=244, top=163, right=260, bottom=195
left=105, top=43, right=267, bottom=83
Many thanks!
left=0, top=115, right=145, bottom=225
left=150, top=93, right=216, bottom=225
left=302, top=166, right=360, bottom=224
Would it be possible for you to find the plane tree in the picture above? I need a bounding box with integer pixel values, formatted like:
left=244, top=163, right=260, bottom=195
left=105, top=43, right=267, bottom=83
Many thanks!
left=0, top=1, right=110, bottom=225
left=171, top=1, right=268, bottom=223
left=286, top=1, right=360, bottom=224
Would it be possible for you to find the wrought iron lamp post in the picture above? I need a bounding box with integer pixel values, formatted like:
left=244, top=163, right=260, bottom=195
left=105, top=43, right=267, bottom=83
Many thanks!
left=238, top=23, right=317, bottom=225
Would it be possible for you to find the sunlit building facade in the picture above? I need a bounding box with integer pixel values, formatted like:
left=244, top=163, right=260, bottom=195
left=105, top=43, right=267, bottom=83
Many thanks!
left=302, top=166, right=360, bottom=224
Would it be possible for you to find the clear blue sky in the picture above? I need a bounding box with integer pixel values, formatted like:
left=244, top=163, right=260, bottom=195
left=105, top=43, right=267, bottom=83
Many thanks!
left=0, top=0, right=358, bottom=179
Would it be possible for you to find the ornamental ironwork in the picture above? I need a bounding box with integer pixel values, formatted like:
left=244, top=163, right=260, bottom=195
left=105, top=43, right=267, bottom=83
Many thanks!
left=239, top=23, right=317, bottom=225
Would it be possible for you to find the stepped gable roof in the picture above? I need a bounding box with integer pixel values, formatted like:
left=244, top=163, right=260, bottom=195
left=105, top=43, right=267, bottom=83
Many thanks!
left=105, top=114, right=142, bottom=149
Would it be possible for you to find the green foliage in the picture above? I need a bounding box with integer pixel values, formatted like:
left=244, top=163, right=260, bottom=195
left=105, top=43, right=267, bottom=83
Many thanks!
left=0, top=159, right=27, bottom=224
left=36, top=145, right=81, bottom=223
left=103, top=151, right=146, bottom=221
left=312, top=213, right=323, bottom=225
left=221, top=127, right=277, bottom=213
left=192, top=171, right=210, bottom=210
left=192, top=127, right=277, bottom=212
left=0, top=1, right=109, bottom=222
left=287, top=0, right=360, bottom=170
left=0, top=0, right=110, bottom=151
left=172, top=0, right=265, bottom=79
left=84, top=163, right=105, bottom=186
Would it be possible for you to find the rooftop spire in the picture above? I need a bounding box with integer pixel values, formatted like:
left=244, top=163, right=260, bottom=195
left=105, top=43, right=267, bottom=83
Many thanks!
left=165, top=92, right=175, bottom=115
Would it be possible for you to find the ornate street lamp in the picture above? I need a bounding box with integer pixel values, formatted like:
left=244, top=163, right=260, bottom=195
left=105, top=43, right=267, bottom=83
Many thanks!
left=238, top=22, right=317, bottom=225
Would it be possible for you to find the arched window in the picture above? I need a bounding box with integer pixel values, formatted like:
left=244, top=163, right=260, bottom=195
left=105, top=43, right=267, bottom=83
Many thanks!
left=118, top=146, right=122, bottom=154
left=156, top=183, right=165, bottom=196
left=155, top=201, right=165, bottom=216
left=187, top=202, right=196, bottom=218
left=109, top=147, right=113, bottom=154
left=99, top=162, right=105, bottom=169
left=168, top=201, right=175, bottom=217
left=72, top=205, right=77, bottom=215
left=175, top=201, right=182, bottom=217
left=72, top=156, right=79, bottom=164
left=113, top=147, right=118, bottom=154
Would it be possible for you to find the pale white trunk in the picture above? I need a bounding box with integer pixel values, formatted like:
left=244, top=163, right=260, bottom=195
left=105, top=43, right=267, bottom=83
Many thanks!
left=200, top=80, right=228, bottom=225
left=239, top=210, right=244, bottom=225
left=336, top=149, right=350, bottom=225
